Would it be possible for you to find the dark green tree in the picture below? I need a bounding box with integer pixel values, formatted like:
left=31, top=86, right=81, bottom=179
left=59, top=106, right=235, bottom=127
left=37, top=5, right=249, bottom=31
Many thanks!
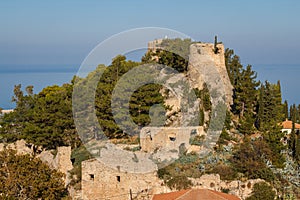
left=246, top=182, right=275, bottom=200
left=230, top=138, right=275, bottom=181
left=283, top=100, right=289, bottom=120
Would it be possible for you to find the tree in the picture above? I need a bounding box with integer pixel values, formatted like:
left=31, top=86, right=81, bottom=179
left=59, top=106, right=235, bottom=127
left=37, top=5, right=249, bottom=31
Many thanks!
left=95, top=55, right=164, bottom=138
left=224, top=48, right=243, bottom=89
left=230, top=138, right=275, bottom=181
left=256, top=81, right=286, bottom=167
left=283, top=100, right=289, bottom=120
left=234, top=65, right=260, bottom=134
left=142, top=38, right=192, bottom=72
left=295, top=135, right=300, bottom=163
left=257, top=81, right=284, bottom=131
left=0, top=149, right=68, bottom=199
left=246, top=182, right=275, bottom=200
left=1, top=83, right=80, bottom=149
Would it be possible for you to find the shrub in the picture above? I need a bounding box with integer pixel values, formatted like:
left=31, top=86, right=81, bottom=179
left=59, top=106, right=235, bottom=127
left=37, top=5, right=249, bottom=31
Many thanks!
left=246, top=182, right=275, bottom=200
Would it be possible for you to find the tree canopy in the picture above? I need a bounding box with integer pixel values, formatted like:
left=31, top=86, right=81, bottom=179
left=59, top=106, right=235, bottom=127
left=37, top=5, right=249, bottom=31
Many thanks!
left=0, top=149, right=68, bottom=199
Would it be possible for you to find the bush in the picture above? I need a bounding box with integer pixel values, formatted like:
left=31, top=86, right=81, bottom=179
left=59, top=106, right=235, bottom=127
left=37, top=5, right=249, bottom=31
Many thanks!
left=210, top=164, right=237, bottom=180
left=246, top=182, right=275, bottom=200
left=166, top=175, right=192, bottom=190
left=0, top=149, right=68, bottom=199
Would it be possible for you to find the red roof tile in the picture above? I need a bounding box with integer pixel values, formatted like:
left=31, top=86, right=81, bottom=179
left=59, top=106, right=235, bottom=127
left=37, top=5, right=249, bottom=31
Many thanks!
left=281, top=119, right=300, bottom=129
left=152, top=189, right=240, bottom=200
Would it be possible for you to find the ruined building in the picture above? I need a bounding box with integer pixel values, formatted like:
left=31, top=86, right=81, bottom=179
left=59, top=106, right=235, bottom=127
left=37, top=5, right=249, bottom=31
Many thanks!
left=80, top=39, right=235, bottom=199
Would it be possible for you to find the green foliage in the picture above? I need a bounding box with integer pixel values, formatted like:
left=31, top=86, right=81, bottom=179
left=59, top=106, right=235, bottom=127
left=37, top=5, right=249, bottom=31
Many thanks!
left=217, top=129, right=232, bottom=146
left=94, top=58, right=138, bottom=138
left=94, top=56, right=165, bottom=138
left=283, top=100, right=289, bottom=120
left=246, top=182, right=275, bottom=200
left=189, top=135, right=205, bottom=146
left=210, top=164, right=237, bottom=180
left=257, top=81, right=284, bottom=132
left=158, top=153, right=202, bottom=190
left=194, top=84, right=212, bottom=112
left=69, top=146, right=92, bottom=190
left=1, top=83, right=80, bottom=149
left=199, top=108, right=205, bottom=126
left=214, top=35, right=219, bottom=54
left=255, top=81, right=286, bottom=167
left=295, top=136, right=300, bottom=163
left=263, top=130, right=286, bottom=168
left=130, top=84, right=164, bottom=127
left=225, top=49, right=260, bottom=134
left=230, top=138, right=275, bottom=181
left=0, top=149, right=68, bottom=199
left=165, top=175, right=192, bottom=190
left=224, top=48, right=243, bottom=88
left=142, top=38, right=192, bottom=72
left=157, top=50, right=188, bottom=72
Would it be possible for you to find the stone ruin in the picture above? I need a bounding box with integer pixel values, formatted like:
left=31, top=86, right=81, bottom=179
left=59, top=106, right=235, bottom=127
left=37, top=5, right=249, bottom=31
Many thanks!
left=140, top=126, right=205, bottom=153
left=81, top=158, right=167, bottom=200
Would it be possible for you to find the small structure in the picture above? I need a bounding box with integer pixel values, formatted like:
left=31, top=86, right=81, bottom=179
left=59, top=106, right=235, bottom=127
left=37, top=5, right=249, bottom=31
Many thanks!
left=280, top=119, right=300, bottom=134
left=152, top=189, right=240, bottom=200
left=140, top=126, right=205, bottom=153
left=81, top=158, right=164, bottom=200
left=0, top=109, right=14, bottom=116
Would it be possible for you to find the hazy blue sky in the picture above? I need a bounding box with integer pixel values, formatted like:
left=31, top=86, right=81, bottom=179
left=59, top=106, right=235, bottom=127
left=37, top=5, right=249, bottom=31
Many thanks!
left=1, top=0, right=299, bottom=66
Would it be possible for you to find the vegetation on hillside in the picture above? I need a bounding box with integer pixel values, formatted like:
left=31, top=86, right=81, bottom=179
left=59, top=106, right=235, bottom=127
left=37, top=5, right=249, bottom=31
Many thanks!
left=0, top=149, right=68, bottom=199
left=0, top=38, right=299, bottom=198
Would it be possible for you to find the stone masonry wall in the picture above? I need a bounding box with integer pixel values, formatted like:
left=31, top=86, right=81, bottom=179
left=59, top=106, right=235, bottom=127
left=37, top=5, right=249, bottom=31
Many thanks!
left=81, top=159, right=165, bottom=200
left=188, top=43, right=233, bottom=107
left=140, top=126, right=204, bottom=153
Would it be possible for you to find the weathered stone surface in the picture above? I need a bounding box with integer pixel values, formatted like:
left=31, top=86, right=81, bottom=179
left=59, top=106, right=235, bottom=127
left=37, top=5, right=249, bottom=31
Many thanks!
left=140, top=126, right=204, bottom=153
left=81, top=158, right=165, bottom=200
left=0, top=139, right=34, bottom=155
left=190, top=174, right=264, bottom=200
left=188, top=43, right=233, bottom=107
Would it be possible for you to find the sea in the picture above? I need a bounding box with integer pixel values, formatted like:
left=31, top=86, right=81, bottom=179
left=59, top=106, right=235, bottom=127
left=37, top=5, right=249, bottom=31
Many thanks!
left=0, top=64, right=300, bottom=109
left=0, top=64, right=79, bottom=109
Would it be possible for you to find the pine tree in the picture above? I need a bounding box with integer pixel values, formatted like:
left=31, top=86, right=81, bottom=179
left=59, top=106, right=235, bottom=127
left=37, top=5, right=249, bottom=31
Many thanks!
left=234, top=65, right=260, bottom=134
left=256, top=81, right=286, bottom=167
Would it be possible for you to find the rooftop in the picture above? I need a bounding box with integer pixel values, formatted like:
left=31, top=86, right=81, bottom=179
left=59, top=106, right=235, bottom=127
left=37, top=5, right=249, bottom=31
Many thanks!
left=152, top=189, right=240, bottom=200
left=281, top=119, right=300, bottom=129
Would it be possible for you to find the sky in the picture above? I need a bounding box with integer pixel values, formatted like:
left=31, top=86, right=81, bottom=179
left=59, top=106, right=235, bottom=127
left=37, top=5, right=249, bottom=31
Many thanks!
left=0, top=0, right=300, bottom=104
left=1, top=0, right=299, bottom=66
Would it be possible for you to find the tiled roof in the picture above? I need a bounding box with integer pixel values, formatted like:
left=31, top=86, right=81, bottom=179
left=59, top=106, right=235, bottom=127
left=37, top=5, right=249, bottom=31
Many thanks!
left=281, top=119, right=300, bottom=129
left=152, top=189, right=240, bottom=200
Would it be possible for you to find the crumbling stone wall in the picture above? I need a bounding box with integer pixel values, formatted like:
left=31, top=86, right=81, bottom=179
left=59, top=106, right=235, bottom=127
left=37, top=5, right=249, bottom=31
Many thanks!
left=140, top=126, right=204, bottom=153
left=190, top=174, right=265, bottom=200
left=81, top=158, right=165, bottom=200
left=188, top=42, right=233, bottom=107
left=0, top=139, right=34, bottom=155
left=148, top=39, right=163, bottom=52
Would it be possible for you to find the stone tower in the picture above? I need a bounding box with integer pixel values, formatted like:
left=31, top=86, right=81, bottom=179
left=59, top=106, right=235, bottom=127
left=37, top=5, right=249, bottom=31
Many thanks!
left=187, top=42, right=233, bottom=107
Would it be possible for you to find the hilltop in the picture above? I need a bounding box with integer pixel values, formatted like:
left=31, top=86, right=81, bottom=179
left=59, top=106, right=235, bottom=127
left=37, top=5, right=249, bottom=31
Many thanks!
left=0, top=38, right=299, bottom=199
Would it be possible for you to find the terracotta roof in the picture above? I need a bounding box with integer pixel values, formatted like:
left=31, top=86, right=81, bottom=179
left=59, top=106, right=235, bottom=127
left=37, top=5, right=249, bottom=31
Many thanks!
left=281, top=119, right=300, bottom=129
left=152, top=189, right=240, bottom=200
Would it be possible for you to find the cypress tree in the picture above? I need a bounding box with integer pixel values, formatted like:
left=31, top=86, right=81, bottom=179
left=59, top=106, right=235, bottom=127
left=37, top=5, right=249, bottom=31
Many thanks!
left=283, top=100, right=288, bottom=120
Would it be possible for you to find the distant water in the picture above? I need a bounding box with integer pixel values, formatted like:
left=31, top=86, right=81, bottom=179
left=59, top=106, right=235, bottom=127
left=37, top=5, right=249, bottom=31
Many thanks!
left=0, top=64, right=299, bottom=109
left=252, top=64, right=300, bottom=105
left=0, top=65, right=79, bottom=109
